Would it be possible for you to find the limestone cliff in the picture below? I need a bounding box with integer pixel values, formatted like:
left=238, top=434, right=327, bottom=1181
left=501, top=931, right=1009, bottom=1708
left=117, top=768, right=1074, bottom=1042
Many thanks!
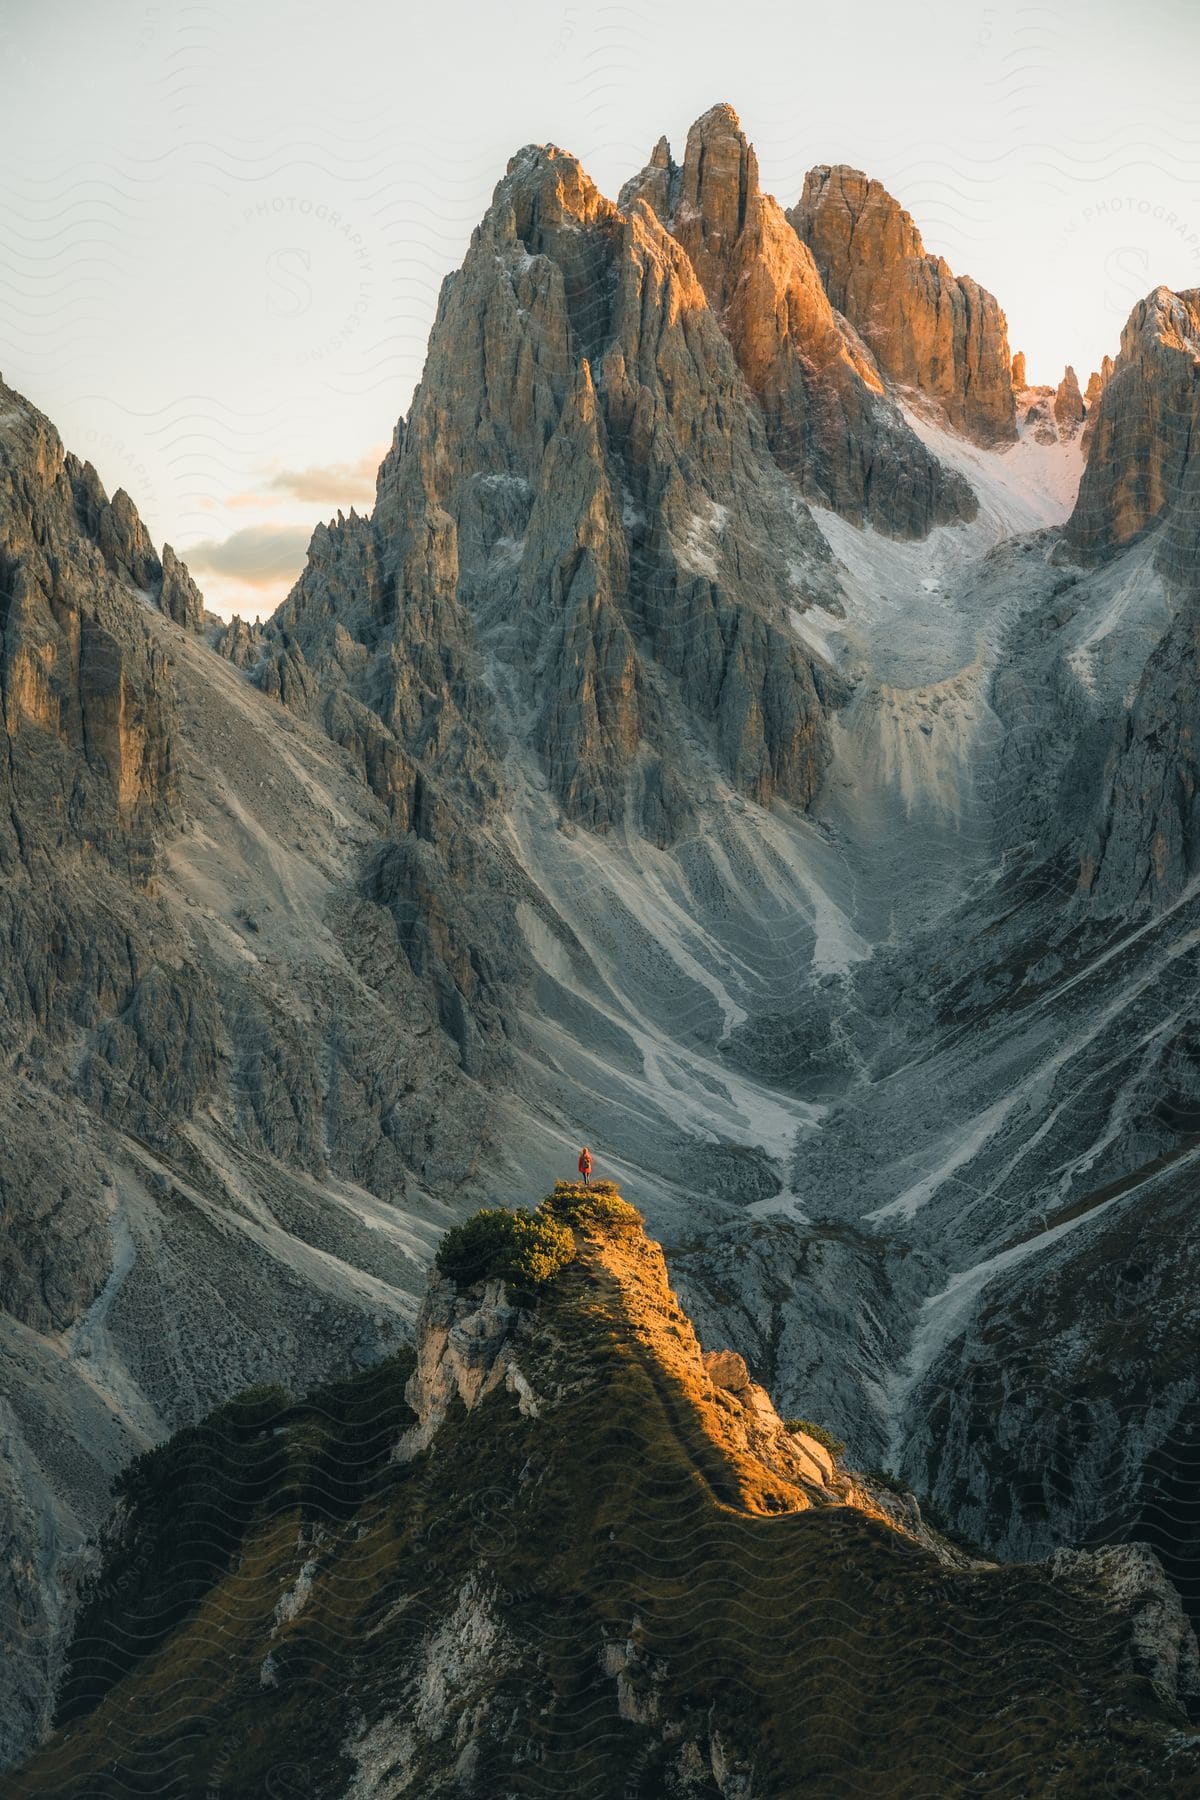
left=272, top=125, right=849, bottom=843
left=1066, top=286, right=1200, bottom=561
left=1063, top=288, right=1200, bottom=908
left=790, top=163, right=1017, bottom=444
left=1054, top=364, right=1086, bottom=434
left=623, top=105, right=977, bottom=537
left=0, top=383, right=180, bottom=878
left=1081, top=353, right=1116, bottom=452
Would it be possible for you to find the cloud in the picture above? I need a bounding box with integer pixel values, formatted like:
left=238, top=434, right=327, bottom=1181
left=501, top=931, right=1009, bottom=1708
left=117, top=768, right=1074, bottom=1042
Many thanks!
left=183, top=524, right=312, bottom=587
left=262, top=449, right=382, bottom=505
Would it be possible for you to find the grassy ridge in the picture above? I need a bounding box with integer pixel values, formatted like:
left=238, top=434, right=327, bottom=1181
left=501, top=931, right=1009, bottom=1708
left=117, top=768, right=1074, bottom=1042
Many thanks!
left=12, top=1191, right=1198, bottom=1796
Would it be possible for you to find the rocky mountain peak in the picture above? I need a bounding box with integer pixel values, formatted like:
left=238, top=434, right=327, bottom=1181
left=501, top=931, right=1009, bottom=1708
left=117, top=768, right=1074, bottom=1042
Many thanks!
left=790, top=162, right=1018, bottom=445
left=1011, top=348, right=1027, bottom=389
left=503, top=139, right=619, bottom=244
left=1066, top=284, right=1200, bottom=562
left=1054, top=363, right=1085, bottom=433
left=671, top=101, right=761, bottom=312
left=0, top=377, right=187, bottom=881
left=621, top=108, right=976, bottom=539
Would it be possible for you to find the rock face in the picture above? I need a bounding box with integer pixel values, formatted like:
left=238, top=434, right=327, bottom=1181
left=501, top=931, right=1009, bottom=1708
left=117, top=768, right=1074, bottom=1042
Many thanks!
left=1060, top=287, right=1200, bottom=910
left=1054, top=364, right=1086, bottom=433
left=1067, top=286, right=1200, bottom=559
left=64, top=455, right=205, bottom=631
left=1080, top=357, right=1113, bottom=453
left=11, top=1197, right=1198, bottom=1797
left=397, top=1274, right=537, bottom=1459
left=790, top=163, right=1017, bottom=445
left=622, top=105, right=976, bottom=538
left=1078, top=583, right=1200, bottom=908
left=272, top=127, right=850, bottom=846
left=1020, top=368, right=1090, bottom=447
left=0, top=392, right=179, bottom=879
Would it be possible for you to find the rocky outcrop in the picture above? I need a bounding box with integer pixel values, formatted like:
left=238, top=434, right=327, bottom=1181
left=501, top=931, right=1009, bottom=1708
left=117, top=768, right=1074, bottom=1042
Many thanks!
left=0, top=382, right=180, bottom=885
left=1010, top=363, right=1088, bottom=447
left=703, top=1347, right=836, bottom=1487
left=623, top=105, right=976, bottom=538
left=210, top=611, right=263, bottom=668
left=1011, top=349, right=1027, bottom=390
left=13, top=1196, right=1199, bottom=1796
left=1080, top=357, right=1115, bottom=453
left=1019, top=367, right=1089, bottom=446
left=157, top=544, right=204, bottom=631
left=1021, top=386, right=1061, bottom=444
left=0, top=380, right=223, bottom=1119
left=1054, top=364, right=1086, bottom=433
left=397, top=1274, right=539, bottom=1460
left=790, top=163, right=1017, bottom=445
left=1052, top=1544, right=1200, bottom=1711
left=65, top=454, right=204, bottom=631
left=1066, top=286, right=1200, bottom=560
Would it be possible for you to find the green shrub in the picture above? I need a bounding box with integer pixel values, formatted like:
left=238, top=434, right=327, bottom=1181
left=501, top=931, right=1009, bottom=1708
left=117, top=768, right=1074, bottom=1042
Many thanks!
left=541, top=1180, right=644, bottom=1230
left=56, top=1352, right=420, bottom=1730
left=783, top=1418, right=845, bottom=1459
left=435, top=1206, right=575, bottom=1292
left=287, top=1348, right=417, bottom=1520
left=58, top=1383, right=295, bottom=1725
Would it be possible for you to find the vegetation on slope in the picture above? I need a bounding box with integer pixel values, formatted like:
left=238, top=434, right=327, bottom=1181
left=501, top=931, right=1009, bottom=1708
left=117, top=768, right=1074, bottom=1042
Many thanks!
left=12, top=1186, right=1198, bottom=1798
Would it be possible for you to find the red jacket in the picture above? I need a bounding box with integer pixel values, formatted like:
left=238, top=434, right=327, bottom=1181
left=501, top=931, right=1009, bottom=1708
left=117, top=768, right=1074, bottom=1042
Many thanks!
left=578, top=1151, right=592, bottom=1176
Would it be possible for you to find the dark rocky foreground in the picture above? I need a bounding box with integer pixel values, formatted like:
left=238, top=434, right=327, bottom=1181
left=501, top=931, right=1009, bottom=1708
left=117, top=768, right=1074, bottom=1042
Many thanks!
left=11, top=1189, right=1198, bottom=1796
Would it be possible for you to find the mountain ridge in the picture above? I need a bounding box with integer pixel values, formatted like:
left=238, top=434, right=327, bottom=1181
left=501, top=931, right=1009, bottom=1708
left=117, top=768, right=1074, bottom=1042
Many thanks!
left=11, top=1188, right=1198, bottom=1796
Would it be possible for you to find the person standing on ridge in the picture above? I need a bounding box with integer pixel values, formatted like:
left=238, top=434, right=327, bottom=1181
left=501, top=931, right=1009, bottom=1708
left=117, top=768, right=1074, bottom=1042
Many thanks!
left=577, top=1146, right=593, bottom=1187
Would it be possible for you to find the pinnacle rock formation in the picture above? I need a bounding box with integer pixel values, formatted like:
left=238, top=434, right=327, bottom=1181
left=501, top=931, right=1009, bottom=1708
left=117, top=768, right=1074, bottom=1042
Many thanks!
left=270, top=129, right=855, bottom=846
left=790, top=164, right=1017, bottom=445
left=1011, top=348, right=1027, bottom=389
left=65, top=454, right=205, bottom=631
left=1053, top=364, right=1086, bottom=433
left=621, top=105, right=976, bottom=538
left=1081, top=352, right=1117, bottom=453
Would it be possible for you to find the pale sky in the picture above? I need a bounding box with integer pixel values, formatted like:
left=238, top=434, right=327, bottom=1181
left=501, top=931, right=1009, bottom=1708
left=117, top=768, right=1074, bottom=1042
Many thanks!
left=3, top=0, right=1199, bottom=617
